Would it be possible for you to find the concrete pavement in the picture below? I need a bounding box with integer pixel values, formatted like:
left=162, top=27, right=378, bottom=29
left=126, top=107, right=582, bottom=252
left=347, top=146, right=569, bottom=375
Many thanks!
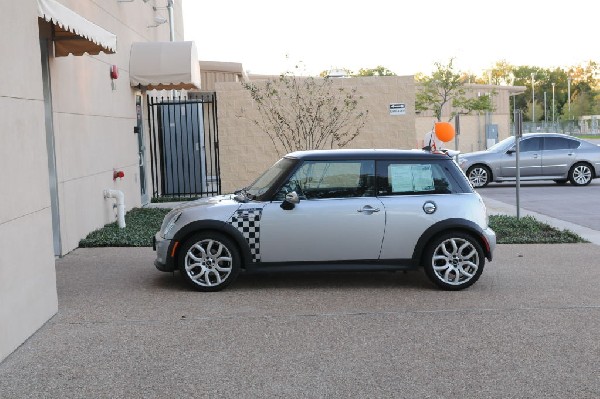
left=1, top=197, right=599, bottom=398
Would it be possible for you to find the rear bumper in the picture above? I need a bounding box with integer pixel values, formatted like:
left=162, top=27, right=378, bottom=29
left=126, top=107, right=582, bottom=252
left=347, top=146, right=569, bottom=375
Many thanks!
left=482, top=227, right=496, bottom=261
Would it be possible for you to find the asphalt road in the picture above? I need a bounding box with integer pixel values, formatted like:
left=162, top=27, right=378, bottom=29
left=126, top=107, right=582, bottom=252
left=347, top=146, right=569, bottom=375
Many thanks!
left=1, top=246, right=599, bottom=398
left=477, top=179, right=600, bottom=231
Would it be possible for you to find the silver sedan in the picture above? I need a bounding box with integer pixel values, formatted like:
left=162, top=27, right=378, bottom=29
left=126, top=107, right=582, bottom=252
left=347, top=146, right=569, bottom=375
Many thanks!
left=458, top=133, right=600, bottom=188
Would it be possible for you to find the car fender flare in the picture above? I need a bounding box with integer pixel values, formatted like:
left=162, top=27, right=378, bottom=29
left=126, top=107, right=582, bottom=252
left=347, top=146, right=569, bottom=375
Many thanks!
left=169, top=220, right=254, bottom=268
left=412, top=218, right=492, bottom=263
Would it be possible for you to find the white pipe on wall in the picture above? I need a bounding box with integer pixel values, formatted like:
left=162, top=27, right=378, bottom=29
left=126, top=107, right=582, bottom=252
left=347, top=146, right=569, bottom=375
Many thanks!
left=103, top=189, right=126, bottom=228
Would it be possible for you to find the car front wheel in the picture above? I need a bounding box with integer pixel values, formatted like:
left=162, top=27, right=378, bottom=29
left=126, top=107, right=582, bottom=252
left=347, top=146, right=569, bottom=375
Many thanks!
left=423, top=232, right=485, bottom=291
left=569, top=163, right=593, bottom=186
left=466, top=165, right=491, bottom=188
left=179, top=232, right=240, bottom=292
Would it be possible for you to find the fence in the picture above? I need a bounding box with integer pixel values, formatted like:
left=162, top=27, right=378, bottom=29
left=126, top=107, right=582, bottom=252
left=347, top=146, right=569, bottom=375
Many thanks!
left=147, top=92, right=221, bottom=201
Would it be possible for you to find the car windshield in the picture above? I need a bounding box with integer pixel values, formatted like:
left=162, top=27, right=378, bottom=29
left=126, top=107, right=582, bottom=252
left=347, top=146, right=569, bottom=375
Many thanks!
left=242, top=157, right=296, bottom=201
left=487, top=136, right=516, bottom=152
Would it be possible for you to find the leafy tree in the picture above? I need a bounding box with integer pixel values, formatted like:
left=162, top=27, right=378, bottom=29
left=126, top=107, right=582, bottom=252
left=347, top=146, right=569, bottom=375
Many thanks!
left=415, top=58, right=495, bottom=122
left=355, top=66, right=396, bottom=76
left=483, top=60, right=516, bottom=86
left=241, top=69, right=368, bottom=155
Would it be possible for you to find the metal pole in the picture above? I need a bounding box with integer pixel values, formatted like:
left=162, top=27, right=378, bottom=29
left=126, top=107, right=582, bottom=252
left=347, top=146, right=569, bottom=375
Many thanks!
left=544, top=92, right=547, bottom=124
left=531, top=73, right=535, bottom=124
left=514, top=110, right=522, bottom=219
left=568, top=76, right=571, bottom=120
left=167, top=0, right=175, bottom=42
left=552, top=82, right=555, bottom=125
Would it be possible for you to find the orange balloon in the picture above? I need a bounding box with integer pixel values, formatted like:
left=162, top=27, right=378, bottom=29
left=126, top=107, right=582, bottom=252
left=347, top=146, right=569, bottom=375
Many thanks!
left=434, top=122, right=455, bottom=142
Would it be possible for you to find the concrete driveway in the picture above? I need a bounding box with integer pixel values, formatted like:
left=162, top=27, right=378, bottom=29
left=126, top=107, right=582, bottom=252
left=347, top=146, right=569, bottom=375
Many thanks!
left=1, top=245, right=599, bottom=398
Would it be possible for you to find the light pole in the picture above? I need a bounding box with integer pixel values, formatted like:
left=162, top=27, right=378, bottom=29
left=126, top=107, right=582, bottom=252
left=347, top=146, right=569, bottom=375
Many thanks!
left=552, top=82, right=555, bottom=125
left=531, top=73, right=535, bottom=124
left=568, top=75, right=572, bottom=120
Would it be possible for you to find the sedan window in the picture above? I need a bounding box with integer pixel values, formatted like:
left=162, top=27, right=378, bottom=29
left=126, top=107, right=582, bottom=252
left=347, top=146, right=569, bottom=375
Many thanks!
left=519, top=137, right=542, bottom=152
left=544, top=137, right=580, bottom=151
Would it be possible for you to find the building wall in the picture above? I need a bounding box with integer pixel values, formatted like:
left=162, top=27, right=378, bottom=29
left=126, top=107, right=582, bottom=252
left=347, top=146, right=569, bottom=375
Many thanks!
left=415, top=84, right=519, bottom=153
left=0, top=0, right=58, bottom=363
left=216, top=76, right=415, bottom=193
left=215, top=77, right=519, bottom=193
left=0, top=0, right=183, bottom=363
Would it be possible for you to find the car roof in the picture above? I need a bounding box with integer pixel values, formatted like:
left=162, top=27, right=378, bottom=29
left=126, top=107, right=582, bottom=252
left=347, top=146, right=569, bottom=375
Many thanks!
left=285, top=149, right=453, bottom=161
left=522, top=132, right=580, bottom=139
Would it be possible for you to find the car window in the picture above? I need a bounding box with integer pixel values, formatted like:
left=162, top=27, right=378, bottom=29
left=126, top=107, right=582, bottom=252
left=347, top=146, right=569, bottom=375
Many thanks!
left=376, top=160, right=470, bottom=195
left=245, top=157, right=296, bottom=200
left=544, top=137, right=580, bottom=150
left=277, top=160, right=375, bottom=200
left=520, top=137, right=542, bottom=152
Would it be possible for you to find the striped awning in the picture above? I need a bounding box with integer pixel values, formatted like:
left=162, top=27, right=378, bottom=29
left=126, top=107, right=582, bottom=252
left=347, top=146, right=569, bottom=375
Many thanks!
left=37, top=0, right=117, bottom=56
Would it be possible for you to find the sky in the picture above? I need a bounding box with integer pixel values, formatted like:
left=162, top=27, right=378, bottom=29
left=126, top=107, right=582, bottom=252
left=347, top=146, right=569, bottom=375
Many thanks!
left=182, top=0, right=597, bottom=77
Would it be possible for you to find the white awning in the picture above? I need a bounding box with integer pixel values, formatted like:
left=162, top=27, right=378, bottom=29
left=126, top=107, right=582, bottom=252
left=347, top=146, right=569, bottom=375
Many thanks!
left=37, top=0, right=117, bottom=56
left=129, top=41, right=201, bottom=90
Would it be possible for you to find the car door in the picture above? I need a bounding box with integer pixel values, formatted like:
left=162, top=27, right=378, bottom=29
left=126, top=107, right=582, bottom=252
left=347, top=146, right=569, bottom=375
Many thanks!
left=542, top=136, right=579, bottom=176
left=259, top=159, right=385, bottom=263
left=499, top=136, right=542, bottom=178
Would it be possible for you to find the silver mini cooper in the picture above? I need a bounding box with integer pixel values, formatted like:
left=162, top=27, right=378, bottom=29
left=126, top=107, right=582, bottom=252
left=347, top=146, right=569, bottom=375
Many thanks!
left=154, top=149, right=496, bottom=291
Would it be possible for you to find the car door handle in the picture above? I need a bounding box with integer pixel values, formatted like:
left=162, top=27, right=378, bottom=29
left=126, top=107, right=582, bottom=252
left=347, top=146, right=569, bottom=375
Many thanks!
left=357, top=205, right=380, bottom=213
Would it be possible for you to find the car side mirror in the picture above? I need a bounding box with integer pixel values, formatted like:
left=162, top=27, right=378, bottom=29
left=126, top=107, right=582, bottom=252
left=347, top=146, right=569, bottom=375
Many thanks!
left=506, top=148, right=516, bottom=154
left=280, top=191, right=300, bottom=210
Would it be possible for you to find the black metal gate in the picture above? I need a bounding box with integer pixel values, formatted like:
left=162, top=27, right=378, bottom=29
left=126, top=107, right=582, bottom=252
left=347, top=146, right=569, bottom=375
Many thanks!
left=147, top=92, right=220, bottom=201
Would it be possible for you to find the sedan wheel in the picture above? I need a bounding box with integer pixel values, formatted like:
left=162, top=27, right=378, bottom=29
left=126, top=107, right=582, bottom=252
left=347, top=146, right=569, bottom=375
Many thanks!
left=466, top=166, right=491, bottom=188
left=569, top=163, right=593, bottom=186
left=179, top=233, right=240, bottom=292
left=424, top=232, right=485, bottom=290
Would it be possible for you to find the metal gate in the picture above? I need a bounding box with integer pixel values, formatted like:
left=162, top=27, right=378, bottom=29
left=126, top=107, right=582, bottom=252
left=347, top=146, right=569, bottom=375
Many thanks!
left=147, top=92, right=220, bottom=201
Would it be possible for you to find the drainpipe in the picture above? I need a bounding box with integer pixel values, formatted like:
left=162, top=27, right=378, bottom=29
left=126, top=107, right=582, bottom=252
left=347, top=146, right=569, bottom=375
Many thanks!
left=167, top=0, right=175, bottom=42
left=103, top=189, right=126, bottom=228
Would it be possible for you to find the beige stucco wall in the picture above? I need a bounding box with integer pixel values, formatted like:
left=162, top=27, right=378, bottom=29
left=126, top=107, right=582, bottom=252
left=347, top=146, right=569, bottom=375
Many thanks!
left=215, top=76, right=519, bottom=192
left=0, top=0, right=183, bottom=363
left=415, top=84, right=518, bottom=153
left=0, top=0, right=58, bottom=363
left=216, top=76, right=416, bottom=193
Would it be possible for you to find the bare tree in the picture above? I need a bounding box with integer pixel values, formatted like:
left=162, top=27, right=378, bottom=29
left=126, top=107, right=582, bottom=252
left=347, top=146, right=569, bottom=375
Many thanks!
left=241, top=71, right=368, bottom=155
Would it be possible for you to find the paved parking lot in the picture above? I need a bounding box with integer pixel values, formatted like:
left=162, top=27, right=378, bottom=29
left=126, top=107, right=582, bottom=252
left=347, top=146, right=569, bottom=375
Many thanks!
left=1, top=245, right=599, bottom=398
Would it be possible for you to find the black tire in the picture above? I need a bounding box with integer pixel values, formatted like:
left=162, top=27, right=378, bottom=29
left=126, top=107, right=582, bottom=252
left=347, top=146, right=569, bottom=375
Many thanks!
left=466, top=165, right=491, bottom=188
left=568, top=162, right=593, bottom=186
left=554, top=179, right=568, bottom=185
left=178, top=232, right=240, bottom=292
left=423, top=232, right=485, bottom=291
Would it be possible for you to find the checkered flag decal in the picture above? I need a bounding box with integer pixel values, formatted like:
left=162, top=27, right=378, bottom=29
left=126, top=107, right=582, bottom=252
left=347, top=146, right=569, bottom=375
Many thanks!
left=228, top=208, right=262, bottom=262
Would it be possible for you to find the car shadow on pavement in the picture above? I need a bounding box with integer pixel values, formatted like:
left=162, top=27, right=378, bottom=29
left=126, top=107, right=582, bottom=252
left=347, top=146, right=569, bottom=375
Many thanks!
left=152, top=269, right=434, bottom=292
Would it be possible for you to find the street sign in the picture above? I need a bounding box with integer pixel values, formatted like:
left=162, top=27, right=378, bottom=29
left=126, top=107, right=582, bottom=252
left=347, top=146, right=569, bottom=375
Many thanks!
left=389, top=103, right=406, bottom=115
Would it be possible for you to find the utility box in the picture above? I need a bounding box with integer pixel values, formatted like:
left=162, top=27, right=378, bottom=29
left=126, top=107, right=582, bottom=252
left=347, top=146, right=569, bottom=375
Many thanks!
left=486, top=124, right=498, bottom=148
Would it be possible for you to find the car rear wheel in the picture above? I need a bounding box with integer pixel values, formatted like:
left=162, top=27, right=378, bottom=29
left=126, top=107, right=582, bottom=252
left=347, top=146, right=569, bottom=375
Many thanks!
left=466, top=165, right=491, bottom=188
left=179, top=232, right=240, bottom=292
left=423, top=232, right=485, bottom=291
left=569, top=163, right=593, bottom=186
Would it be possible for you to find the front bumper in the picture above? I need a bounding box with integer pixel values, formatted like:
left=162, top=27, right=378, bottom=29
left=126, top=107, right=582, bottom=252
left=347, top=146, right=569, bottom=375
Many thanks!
left=153, top=233, right=176, bottom=272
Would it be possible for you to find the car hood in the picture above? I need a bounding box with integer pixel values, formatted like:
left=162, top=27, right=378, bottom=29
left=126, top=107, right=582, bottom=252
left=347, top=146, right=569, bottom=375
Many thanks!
left=460, top=150, right=491, bottom=159
left=172, top=194, right=239, bottom=211
left=163, top=194, right=244, bottom=231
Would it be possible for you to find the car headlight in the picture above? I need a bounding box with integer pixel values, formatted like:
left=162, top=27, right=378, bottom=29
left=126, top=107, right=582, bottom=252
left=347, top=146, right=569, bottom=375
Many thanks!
left=162, top=211, right=182, bottom=238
